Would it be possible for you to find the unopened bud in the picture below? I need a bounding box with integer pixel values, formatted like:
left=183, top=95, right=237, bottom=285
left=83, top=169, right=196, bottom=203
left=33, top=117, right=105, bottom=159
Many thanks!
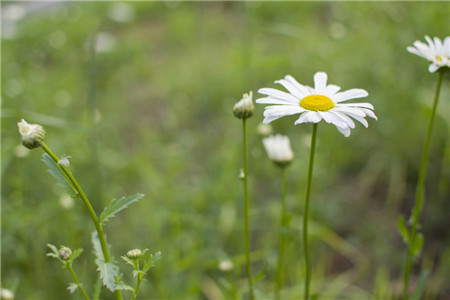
left=59, top=247, right=72, bottom=261
left=233, top=92, right=254, bottom=120
left=127, top=249, right=142, bottom=260
left=257, top=123, right=273, bottom=137
left=17, top=119, right=45, bottom=149
left=218, top=259, right=234, bottom=272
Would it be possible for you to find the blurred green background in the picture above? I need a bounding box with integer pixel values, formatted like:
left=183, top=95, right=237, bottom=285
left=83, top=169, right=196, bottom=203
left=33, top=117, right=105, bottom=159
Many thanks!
left=1, top=1, right=449, bottom=299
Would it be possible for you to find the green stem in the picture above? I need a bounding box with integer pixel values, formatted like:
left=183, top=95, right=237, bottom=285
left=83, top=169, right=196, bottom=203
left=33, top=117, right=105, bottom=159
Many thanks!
left=304, top=123, right=318, bottom=300
left=66, top=262, right=91, bottom=300
left=131, top=264, right=143, bottom=300
left=402, top=70, right=444, bottom=300
left=242, top=118, right=254, bottom=300
left=40, top=142, right=123, bottom=300
left=275, top=166, right=288, bottom=300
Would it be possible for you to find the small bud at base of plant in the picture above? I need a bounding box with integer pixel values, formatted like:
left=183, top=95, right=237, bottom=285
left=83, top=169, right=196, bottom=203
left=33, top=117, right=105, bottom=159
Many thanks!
left=233, top=91, right=254, bottom=120
left=59, top=247, right=72, bottom=261
left=219, top=259, right=234, bottom=272
left=17, top=119, right=45, bottom=149
left=127, top=249, right=142, bottom=260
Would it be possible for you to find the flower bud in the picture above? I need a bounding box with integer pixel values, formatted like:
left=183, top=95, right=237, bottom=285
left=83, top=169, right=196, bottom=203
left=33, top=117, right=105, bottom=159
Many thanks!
left=17, top=119, right=45, bottom=149
left=59, top=247, right=72, bottom=261
left=233, top=92, right=254, bottom=120
left=263, top=134, right=294, bottom=167
left=126, top=249, right=142, bottom=260
left=218, top=259, right=234, bottom=272
left=257, top=123, right=273, bottom=137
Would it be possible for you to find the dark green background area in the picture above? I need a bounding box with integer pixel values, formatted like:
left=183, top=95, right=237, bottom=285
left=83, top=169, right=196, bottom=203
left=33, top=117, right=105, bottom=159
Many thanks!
left=1, top=2, right=449, bottom=299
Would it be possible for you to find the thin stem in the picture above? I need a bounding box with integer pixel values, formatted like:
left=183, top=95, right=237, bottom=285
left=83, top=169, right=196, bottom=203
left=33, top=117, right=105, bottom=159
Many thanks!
left=66, top=262, right=91, bottom=300
left=40, top=142, right=123, bottom=300
left=402, top=70, right=445, bottom=300
left=275, top=166, right=288, bottom=300
left=242, top=118, right=254, bottom=300
left=304, top=123, right=318, bottom=300
left=131, top=263, right=143, bottom=300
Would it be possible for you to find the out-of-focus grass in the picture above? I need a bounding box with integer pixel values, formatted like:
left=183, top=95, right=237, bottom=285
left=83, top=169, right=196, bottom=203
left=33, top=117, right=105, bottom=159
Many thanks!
left=1, top=2, right=449, bottom=299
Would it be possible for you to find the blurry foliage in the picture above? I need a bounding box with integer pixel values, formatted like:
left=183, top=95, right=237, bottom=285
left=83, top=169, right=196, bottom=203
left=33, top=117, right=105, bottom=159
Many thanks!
left=1, top=1, right=449, bottom=299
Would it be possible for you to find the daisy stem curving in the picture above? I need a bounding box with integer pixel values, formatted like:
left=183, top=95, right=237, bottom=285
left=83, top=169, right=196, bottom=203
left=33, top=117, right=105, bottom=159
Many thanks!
left=275, top=166, right=288, bottom=300
left=242, top=118, right=255, bottom=300
left=40, top=142, right=124, bottom=300
left=304, top=123, right=318, bottom=300
left=402, top=70, right=444, bottom=300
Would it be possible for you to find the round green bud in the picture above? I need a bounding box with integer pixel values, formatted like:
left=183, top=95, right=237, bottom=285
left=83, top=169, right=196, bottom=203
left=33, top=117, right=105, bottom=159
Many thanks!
left=233, top=92, right=254, bottom=120
left=17, top=119, right=45, bottom=149
left=126, top=249, right=142, bottom=260
left=59, top=247, right=72, bottom=261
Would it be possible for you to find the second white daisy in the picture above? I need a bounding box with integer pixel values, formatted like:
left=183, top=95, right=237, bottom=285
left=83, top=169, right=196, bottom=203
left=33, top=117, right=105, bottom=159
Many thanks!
left=256, top=72, right=377, bottom=137
left=263, top=134, right=294, bottom=167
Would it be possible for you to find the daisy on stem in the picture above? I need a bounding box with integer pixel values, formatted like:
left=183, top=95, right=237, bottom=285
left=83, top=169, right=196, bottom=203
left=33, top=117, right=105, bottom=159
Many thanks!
left=401, top=36, right=449, bottom=300
left=233, top=91, right=255, bottom=300
left=262, top=134, right=294, bottom=300
left=256, top=72, right=376, bottom=300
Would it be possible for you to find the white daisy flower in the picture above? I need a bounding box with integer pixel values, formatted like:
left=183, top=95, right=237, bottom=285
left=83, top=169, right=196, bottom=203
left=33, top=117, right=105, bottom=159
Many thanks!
left=263, top=134, right=294, bottom=166
left=256, top=72, right=377, bottom=137
left=407, top=35, right=450, bottom=73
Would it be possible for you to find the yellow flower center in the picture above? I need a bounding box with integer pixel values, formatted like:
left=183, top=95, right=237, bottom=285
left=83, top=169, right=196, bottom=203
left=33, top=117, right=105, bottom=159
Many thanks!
left=436, top=56, right=443, bottom=62
left=300, top=95, right=335, bottom=111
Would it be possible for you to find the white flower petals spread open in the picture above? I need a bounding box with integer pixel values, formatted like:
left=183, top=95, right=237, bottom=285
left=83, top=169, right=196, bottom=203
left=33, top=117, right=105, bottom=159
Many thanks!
left=256, top=72, right=377, bottom=137
left=263, top=134, right=294, bottom=165
left=407, top=35, right=450, bottom=73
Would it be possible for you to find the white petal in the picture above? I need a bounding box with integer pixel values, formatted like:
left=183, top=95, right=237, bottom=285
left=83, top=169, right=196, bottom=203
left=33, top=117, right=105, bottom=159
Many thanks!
left=294, top=111, right=322, bottom=125
left=333, top=109, right=369, bottom=128
left=284, top=75, right=312, bottom=97
left=318, top=111, right=347, bottom=128
left=275, top=78, right=308, bottom=99
left=256, top=97, right=297, bottom=105
left=429, top=63, right=439, bottom=73
left=360, top=108, right=377, bottom=120
left=336, top=125, right=351, bottom=137
left=258, top=88, right=299, bottom=103
left=330, top=111, right=355, bottom=128
left=333, top=106, right=366, bottom=117
left=334, top=89, right=368, bottom=102
left=313, top=72, right=328, bottom=92
left=323, top=84, right=341, bottom=97
left=338, top=102, right=374, bottom=109
left=263, top=105, right=305, bottom=117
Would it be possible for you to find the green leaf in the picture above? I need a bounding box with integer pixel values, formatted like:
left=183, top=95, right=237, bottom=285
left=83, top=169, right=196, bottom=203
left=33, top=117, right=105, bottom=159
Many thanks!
left=411, top=270, right=428, bottom=300
left=253, top=262, right=268, bottom=284
left=46, top=243, right=61, bottom=260
left=412, top=233, right=424, bottom=257
left=41, top=153, right=79, bottom=199
left=100, top=193, right=144, bottom=225
left=397, top=216, right=410, bottom=244
left=116, top=283, right=135, bottom=292
left=70, top=248, right=84, bottom=263
left=93, top=278, right=102, bottom=300
left=67, top=283, right=79, bottom=294
left=91, top=232, right=105, bottom=261
left=95, top=259, right=119, bottom=292
left=142, top=251, right=162, bottom=274
left=121, top=255, right=136, bottom=268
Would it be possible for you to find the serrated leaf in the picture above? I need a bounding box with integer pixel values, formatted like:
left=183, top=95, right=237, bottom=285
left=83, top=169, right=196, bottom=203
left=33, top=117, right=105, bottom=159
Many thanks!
left=41, top=153, right=79, bottom=198
left=116, top=283, right=135, bottom=292
left=70, top=248, right=84, bottom=262
left=412, top=233, right=424, bottom=257
left=397, top=216, right=410, bottom=244
left=46, top=243, right=61, bottom=260
left=67, top=283, right=79, bottom=294
left=95, top=259, right=119, bottom=292
left=100, top=193, right=144, bottom=225
left=142, top=251, right=162, bottom=274
left=91, top=232, right=105, bottom=261
left=121, top=255, right=136, bottom=268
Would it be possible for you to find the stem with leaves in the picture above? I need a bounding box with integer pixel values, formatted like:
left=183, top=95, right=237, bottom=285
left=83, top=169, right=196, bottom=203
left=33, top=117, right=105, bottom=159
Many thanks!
left=402, top=70, right=445, bottom=300
left=40, top=142, right=123, bottom=300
